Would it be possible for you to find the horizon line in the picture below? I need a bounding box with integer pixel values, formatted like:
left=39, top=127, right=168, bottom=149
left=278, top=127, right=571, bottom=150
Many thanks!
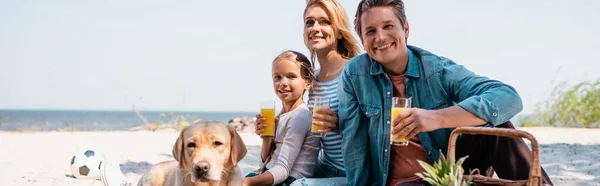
left=0, top=108, right=257, bottom=113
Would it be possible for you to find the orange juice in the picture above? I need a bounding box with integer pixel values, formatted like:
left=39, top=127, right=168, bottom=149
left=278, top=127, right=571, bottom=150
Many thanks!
left=390, top=107, right=409, bottom=146
left=311, top=105, right=329, bottom=134
left=260, top=108, right=276, bottom=137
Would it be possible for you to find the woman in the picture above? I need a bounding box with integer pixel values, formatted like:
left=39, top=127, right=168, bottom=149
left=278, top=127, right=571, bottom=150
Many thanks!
left=291, top=0, right=360, bottom=185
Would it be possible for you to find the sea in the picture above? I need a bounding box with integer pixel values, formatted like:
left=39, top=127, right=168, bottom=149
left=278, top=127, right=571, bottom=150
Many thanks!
left=0, top=109, right=256, bottom=131
left=0, top=109, right=527, bottom=131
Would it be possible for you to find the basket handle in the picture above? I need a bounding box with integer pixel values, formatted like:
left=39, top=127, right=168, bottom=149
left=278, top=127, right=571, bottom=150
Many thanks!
left=447, top=127, right=542, bottom=186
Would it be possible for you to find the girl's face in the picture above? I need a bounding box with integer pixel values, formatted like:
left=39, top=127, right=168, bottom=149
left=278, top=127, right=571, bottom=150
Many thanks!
left=304, top=5, right=338, bottom=54
left=272, top=59, right=311, bottom=105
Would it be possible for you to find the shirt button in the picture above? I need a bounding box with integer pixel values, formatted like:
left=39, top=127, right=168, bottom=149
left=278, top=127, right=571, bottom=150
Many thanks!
left=387, top=120, right=390, bottom=124
left=493, top=112, right=498, bottom=116
left=387, top=92, right=391, bottom=95
left=428, top=151, right=432, bottom=155
left=384, top=149, right=388, bottom=152
left=365, top=112, right=368, bottom=115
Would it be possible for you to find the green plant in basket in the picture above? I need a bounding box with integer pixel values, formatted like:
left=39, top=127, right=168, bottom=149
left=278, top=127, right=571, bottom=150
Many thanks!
left=416, top=150, right=475, bottom=186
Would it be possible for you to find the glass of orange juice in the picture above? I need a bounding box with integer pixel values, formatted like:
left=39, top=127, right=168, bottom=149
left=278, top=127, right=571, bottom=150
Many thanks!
left=260, top=100, right=276, bottom=137
left=311, top=97, right=330, bottom=136
left=391, top=97, right=412, bottom=146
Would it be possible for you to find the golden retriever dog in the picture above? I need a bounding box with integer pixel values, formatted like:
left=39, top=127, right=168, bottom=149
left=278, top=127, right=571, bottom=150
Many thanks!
left=138, top=122, right=247, bottom=186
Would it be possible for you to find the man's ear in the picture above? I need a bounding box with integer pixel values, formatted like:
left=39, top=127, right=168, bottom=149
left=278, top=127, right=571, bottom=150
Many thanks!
left=403, top=21, right=410, bottom=41
left=228, top=125, right=247, bottom=167
left=172, top=126, right=190, bottom=171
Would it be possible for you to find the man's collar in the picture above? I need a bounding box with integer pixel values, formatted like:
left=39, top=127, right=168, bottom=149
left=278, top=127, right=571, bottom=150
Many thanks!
left=369, top=46, right=420, bottom=78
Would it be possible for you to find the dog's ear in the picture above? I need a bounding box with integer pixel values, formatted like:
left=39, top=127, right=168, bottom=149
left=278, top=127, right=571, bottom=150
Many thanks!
left=173, top=126, right=190, bottom=171
left=228, top=125, right=247, bottom=167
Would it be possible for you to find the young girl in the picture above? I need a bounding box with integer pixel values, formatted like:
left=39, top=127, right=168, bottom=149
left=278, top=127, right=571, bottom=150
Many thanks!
left=293, top=0, right=361, bottom=184
left=243, top=50, right=320, bottom=186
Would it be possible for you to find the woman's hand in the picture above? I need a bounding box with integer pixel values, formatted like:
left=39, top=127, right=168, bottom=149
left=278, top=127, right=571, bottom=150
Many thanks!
left=391, top=108, right=444, bottom=141
left=312, top=107, right=339, bottom=136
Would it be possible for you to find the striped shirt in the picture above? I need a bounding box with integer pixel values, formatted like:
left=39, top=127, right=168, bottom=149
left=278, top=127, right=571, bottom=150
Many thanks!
left=307, top=72, right=345, bottom=172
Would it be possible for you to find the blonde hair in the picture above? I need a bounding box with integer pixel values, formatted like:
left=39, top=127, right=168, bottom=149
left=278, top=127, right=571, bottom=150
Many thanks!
left=304, top=0, right=361, bottom=63
left=273, top=50, right=315, bottom=84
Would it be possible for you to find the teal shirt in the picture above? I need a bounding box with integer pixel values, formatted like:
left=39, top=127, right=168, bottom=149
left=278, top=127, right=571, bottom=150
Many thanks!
left=338, top=45, right=523, bottom=185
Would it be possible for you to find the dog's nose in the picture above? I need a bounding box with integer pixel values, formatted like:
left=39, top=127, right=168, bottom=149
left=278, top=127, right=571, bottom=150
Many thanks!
left=196, top=161, right=210, bottom=172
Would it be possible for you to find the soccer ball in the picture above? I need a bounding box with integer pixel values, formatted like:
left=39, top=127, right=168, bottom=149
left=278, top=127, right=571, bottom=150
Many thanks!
left=70, top=149, right=105, bottom=179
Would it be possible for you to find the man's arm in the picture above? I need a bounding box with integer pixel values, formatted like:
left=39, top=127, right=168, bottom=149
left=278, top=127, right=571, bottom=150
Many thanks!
left=394, top=59, right=523, bottom=140
left=440, top=59, right=523, bottom=126
left=338, top=69, right=371, bottom=186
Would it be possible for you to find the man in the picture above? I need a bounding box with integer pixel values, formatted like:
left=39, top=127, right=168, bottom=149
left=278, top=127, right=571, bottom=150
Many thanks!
left=338, top=0, right=553, bottom=185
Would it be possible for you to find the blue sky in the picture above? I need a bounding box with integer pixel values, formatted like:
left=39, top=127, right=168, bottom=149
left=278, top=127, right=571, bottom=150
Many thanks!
left=1, top=0, right=598, bottom=113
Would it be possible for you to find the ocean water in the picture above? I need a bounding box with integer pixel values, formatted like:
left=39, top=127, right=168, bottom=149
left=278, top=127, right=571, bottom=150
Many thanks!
left=0, top=109, right=526, bottom=131
left=0, top=109, right=256, bottom=131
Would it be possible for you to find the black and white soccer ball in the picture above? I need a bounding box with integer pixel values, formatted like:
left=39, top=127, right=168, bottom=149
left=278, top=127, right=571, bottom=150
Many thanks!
left=70, top=149, right=105, bottom=179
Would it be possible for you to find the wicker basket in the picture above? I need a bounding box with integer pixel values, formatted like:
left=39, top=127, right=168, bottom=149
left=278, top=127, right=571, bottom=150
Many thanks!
left=447, top=127, right=543, bottom=186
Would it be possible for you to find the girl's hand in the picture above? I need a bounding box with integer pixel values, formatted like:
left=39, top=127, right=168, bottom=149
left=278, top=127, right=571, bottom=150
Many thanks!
left=254, top=114, right=267, bottom=136
left=254, top=114, right=277, bottom=139
left=242, top=177, right=250, bottom=186
left=312, top=107, right=339, bottom=136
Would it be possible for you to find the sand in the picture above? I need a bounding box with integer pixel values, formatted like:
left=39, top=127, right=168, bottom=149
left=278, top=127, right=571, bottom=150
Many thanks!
left=0, top=127, right=598, bottom=186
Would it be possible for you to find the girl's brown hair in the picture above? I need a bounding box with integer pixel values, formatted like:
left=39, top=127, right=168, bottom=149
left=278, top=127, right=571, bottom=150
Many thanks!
left=273, top=50, right=315, bottom=84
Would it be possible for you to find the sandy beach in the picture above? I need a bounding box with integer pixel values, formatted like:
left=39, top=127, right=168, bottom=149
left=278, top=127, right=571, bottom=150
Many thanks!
left=1, top=127, right=599, bottom=186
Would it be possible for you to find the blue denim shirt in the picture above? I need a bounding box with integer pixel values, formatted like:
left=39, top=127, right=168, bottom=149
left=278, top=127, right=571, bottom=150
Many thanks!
left=338, top=45, right=523, bottom=186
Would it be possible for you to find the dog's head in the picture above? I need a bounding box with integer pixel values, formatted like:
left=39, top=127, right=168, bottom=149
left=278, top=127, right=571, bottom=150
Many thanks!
left=172, top=122, right=247, bottom=182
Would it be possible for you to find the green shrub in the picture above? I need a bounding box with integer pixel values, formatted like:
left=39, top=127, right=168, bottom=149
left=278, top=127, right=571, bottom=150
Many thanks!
left=521, top=79, right=600, bottom=128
